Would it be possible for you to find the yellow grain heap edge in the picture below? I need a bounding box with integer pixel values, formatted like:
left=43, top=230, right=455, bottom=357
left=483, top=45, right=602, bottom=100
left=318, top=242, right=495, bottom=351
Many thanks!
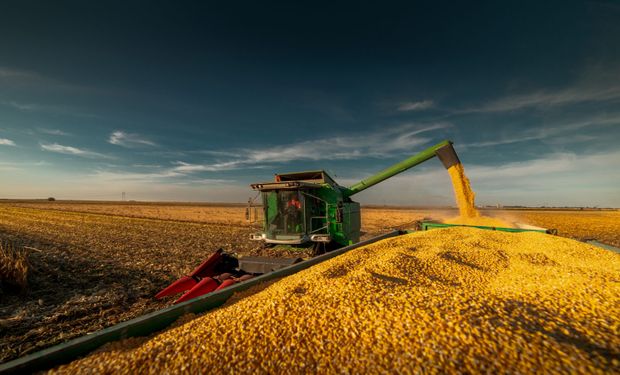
left=50, top=227, right=620, bottom=374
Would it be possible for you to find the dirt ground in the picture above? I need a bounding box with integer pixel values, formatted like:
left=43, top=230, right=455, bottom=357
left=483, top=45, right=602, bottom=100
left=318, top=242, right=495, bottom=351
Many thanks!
left=0, top=201, right=618, bottom=364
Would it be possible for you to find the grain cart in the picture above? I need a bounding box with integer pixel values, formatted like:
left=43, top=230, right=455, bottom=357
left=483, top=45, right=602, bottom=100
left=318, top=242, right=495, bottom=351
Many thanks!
left=156, top=140, right=461, bottom=303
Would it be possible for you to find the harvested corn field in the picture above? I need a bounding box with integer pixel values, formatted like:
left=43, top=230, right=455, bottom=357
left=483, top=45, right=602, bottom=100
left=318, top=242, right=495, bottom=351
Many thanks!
left=4, top=201, right=250, bottom=225
left=51, top=227, right=620, bottom=374
left=6, top=201, right=618, bottom=244
left=0, top=205, right=262, bottom=363
left=512, top=209, right=620, bottom=248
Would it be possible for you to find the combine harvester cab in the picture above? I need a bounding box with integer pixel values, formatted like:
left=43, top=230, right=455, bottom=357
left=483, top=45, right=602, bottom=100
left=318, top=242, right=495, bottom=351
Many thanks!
left=157, top=140, right=461, bottom=304
left=249, top=170, right=361, bottom=251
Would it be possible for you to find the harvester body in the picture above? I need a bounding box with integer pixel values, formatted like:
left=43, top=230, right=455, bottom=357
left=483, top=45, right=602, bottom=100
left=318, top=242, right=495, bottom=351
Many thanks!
left=250, top=171, right=360, bottom=247
left=250, top=140, right=461, bottom=248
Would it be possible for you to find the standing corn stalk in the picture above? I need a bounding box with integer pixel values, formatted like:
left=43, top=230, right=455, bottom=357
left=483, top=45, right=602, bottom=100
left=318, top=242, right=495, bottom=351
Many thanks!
left=0, top=241, right=29, bottom=291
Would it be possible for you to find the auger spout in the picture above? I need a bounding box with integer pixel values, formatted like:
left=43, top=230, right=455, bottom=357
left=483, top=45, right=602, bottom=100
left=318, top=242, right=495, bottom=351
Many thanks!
left=343, top=140, right=460, bottom=198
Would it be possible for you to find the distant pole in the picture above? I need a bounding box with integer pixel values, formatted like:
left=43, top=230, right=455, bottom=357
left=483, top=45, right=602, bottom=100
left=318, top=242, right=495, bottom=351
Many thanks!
left=122, top=192, right=126, bottom=201
left=247, top=197, right=252, bottom=222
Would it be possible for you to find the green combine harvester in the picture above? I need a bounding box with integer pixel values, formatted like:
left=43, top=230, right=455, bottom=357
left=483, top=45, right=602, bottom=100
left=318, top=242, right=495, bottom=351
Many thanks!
left=249, top=139, right=461, bottom=252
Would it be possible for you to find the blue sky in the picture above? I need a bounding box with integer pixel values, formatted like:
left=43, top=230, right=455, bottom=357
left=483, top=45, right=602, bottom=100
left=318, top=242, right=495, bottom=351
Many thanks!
left=0, top=1, right=619, bottom=206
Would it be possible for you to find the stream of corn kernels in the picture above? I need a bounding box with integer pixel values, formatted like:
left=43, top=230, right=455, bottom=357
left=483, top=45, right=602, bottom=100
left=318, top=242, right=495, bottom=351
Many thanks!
left=446, top=163, right=513, bottom=227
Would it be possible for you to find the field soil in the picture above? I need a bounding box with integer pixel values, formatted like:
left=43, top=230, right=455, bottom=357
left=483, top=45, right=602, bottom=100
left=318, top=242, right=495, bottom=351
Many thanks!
left=0, top=201, right=618, bottom=364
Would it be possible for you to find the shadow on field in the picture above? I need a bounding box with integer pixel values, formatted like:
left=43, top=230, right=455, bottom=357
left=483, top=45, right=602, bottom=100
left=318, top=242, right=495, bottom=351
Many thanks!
left=0, top=229, right=169, bottom=363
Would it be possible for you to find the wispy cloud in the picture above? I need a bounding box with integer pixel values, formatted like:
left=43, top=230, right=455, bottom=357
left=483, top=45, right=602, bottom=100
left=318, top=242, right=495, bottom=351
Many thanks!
left=40, top=143, right=110, bottom=158
left=0, top=160, right=51, bottom=172
left=108, top=131, right=157, bottom=148
left=171, top=161, right=269, bottom=173
left=173, top=161, right=237, bottom=173
left=397, top=100, right=434, bottom=111
left=91, top=170, right=181, bottom=181
left=463, top=113, right=620, bottom=148
left=91, top=123, right=448, bottom=183
left=0, top=100, right=98, bottom=118
left=344, top=150, right=620, bottom=206
left=471, top=86, right=620, bottom=113
left=177, top=123, right=450, bottom=172
left=0, top=138, right=16, bottom=146
left=0, top=67, right=38, bottom=79
left=3, top=101, right=43, bottom=111
left=0, top=65, right=96, bottom=94
left=132, top=164, right=162, bottom=168
left=38, top=128, right=71, bottom=136
left=90, top=169, right=235, bottom=184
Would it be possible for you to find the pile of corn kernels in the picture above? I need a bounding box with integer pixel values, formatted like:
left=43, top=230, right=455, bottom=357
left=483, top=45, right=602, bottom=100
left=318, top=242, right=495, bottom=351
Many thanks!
left=51, top=227, right=620, bottom=374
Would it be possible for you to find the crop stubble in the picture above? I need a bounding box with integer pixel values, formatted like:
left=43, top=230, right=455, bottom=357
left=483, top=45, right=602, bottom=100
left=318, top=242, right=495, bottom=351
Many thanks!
left=0, top=205, right=262, bottom=363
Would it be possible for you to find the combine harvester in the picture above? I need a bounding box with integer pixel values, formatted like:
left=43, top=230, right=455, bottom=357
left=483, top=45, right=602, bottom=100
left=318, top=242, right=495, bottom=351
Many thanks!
left=156, top=140, right=468, bottom=303
left=0, top=140, right=568, bottom=374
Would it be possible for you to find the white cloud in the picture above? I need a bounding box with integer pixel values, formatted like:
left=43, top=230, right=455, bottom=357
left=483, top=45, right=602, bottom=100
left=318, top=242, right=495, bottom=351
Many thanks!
left=0, top=162, right=20, bottom=171
left=0, top=65, right=95, bottom=94
left=132, top=164, right=162, bottom=168
left=397, top=100, right=434, bottom=111
left=349, top=150, right=620, bottom=207
left=38, top=128, right=71, bottom=136
left=109, top=131, right=156, bottom=147
left=4, top=148, right=618, bottom=206
left=0, top=138, right=16, bottom=146
left=0, top=160, right=51, bottom=172
left=174, top=123, right=450, bottom=172
left=40, top=143, right=110, bottom=158
left=0, top=167, right=245, bottom=202
left=80, top=123, right=449, bottom=187
left=0, top=66, right=38, bottom=79
left=0, top=100, right=97, bottom=118
left=471, top=86, right=620, bottom=112
left=463, top=113, right=620, bottom=148
left=91, top=170, right=183, bottom=181
left=3, top=101, right=43, bottom=111
left=172, top=161, right=241, bottom=173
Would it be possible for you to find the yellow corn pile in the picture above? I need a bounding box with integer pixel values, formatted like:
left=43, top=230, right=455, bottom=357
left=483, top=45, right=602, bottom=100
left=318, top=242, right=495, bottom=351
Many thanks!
left=51, top=227, right=620, bottom=374
left=446, top=163, right=513, bottom=227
